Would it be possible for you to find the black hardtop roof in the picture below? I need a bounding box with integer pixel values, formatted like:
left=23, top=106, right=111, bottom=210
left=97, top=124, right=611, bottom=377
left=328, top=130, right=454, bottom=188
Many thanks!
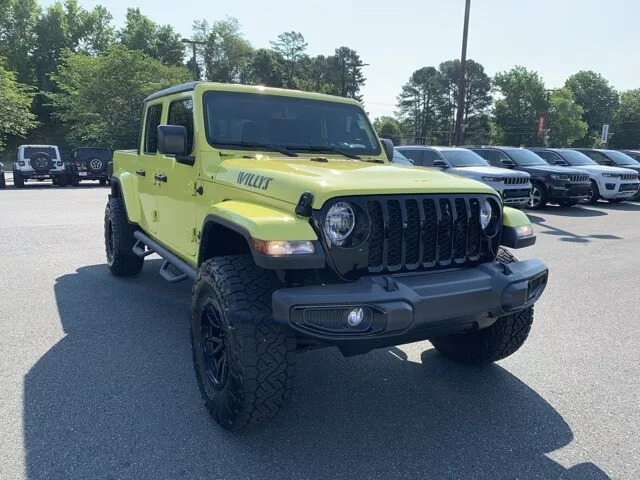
left=145, top=81, right=200, bottom=102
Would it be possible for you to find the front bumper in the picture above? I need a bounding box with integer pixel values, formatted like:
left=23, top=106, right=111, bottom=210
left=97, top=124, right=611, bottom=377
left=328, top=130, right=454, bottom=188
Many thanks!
left=599, top=181, right=639, bottom=199
left=272, top=259, right=548, bottom=350
left=499, top=187, right=532, bottom=206
left=18, top=170, right=66, bottom=179
left=548, top=182, right=591, bottom=201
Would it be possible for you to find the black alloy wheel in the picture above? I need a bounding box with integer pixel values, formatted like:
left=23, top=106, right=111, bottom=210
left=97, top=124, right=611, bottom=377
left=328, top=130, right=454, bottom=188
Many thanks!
left=200, top=304, right=229, bottom=389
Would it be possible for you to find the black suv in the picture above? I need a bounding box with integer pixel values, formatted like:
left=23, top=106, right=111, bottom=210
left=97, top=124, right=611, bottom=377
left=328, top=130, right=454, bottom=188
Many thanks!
left=466, top=146, right=591, bottom=209
left=68, top=147, right=112, bottom=186
left=621, top=150, right=640, bottom=162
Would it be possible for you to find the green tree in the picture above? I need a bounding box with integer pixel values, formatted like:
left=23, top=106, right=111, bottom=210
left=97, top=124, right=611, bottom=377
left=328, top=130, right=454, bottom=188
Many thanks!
left=438, top=59, right=491, bottom=144
left=82, top=5, right=115, bottom=54
left=492, top=66, right=547, bottom=146
left=0, top=0, right=41, bottom=84
left=270, top=31, right=307, bottom=88
left=565, top=70, right=618, bottom=146
left=49, top=45, right=191, bottom=149
left=119, top=8, right=184, bottom=66
left=547, top=88, right=588, bottom=147
left=372, top=116, right=403, bottom=145
left=325, top=47, right=366, bottom=100
left=397, top=67, right=445, bottom=144
left=198, top=18, right=253, bottom=83
left=610, top=89, right=640, bottom=149
left=249, top=48, right=283, bottom=87
left=0, top=61, right=37, bottom=153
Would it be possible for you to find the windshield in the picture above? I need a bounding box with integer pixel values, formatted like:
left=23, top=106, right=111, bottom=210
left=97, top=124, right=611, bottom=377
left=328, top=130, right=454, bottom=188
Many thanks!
left=203, top=91, right=381, bottom=157
left=504, top=148, right=547, bottom=166
left=559, top=150, right=596, bottom=166
left=604, top=150, right=640, bottom=166
left=440, top=149, right=489, bottom=167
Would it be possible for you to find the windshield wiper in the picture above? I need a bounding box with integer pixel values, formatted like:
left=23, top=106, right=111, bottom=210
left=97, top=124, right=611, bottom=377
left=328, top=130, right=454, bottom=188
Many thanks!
left=214, top=141, right=298, bottom=157
left=285, top=145, right=361, bottom=160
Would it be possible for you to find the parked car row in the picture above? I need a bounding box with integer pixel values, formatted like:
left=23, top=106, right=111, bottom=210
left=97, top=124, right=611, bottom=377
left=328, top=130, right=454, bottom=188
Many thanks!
left=393, top=145, right=640, bottom=209
left=0, top=144, right=112, bottom=189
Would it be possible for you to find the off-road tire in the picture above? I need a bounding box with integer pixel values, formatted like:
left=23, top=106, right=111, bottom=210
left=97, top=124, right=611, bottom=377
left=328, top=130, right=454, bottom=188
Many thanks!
left=430, top=247, right=534, bottom=365
left=587, top=180, right=600, bottom=204
left=56, top=173, right=68, bottom=187
left=99, top=178, right=108, bottom=186
left=104, top=197, right=143, bottom=276
left=0, top=171, right=6, bottom=189
left=190, top=255, right=296, bottom=430
left=13, top=167, right=25, bottom=188
left=526, top=181, right=548, bottom=210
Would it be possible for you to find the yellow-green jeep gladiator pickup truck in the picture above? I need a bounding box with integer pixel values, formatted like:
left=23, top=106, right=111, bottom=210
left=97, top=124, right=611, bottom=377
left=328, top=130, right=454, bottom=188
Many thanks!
left=105, top=82, right=548, bottom=430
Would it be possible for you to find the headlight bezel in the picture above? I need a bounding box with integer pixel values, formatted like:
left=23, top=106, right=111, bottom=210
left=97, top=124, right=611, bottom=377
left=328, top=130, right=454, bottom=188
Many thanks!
left=324, top=201, right=356, bottom=246
left=602, top=172, right=621, bottom=178
left=482, top=176, right=504, bottom=183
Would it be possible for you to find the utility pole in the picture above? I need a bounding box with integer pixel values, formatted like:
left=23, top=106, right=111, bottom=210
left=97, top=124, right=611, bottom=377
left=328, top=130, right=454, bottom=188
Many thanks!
left=181, top=38, right=206, bottom=80
left=454, top=0, right=471, bottom=146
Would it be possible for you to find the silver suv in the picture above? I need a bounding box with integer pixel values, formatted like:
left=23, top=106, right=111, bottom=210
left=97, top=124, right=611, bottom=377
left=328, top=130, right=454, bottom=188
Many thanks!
left=13, top=145, right=67, bottom=188
left=396, top=146, right=532, bottom=206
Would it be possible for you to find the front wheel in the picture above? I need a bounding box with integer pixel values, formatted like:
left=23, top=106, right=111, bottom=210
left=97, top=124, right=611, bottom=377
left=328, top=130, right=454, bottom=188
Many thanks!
left=13, top=167, right=25, bottom=188
left=430, top=248, right=534, bottom=364
left=586, top=180, right=600, bottom=204
left=190, top=255, right=296, bottom=430
left=104, top=197, right=143, bottom=276
left=526, top=182, right=547, bottom=210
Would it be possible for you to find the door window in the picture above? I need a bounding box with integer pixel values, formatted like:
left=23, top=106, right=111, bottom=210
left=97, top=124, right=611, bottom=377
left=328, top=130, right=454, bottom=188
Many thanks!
left=421, top=150, right=443, bottom=167
left=168, top=98, right=195, bottom=154
left=144, top=104, right=163, bottom=154
left=399, top=149, right=423, bottom=165
left=537, top=151, right=562, bottom=164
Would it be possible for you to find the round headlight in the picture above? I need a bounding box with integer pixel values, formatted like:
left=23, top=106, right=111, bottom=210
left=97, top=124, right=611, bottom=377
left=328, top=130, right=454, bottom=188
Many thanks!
left=324, top=202, right=355, bottom=245
left=480, top=199, right=492, bottom=230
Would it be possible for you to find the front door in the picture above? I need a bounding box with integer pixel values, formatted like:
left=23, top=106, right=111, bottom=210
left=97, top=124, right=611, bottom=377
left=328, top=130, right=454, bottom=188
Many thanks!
left=137, top=102, right=163, bottom=234
left=156, top=97, right=197, bottom=258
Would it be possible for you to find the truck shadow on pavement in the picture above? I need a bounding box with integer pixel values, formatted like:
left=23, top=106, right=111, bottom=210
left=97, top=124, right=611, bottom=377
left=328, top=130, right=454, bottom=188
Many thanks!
left=526, top=214, right=621, bottom=244
left=24, top=261, right=609, bottom=480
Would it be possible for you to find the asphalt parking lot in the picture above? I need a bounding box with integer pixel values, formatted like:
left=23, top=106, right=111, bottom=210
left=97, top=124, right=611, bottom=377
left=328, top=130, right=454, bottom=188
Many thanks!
left=1, top=180, right=639, bottom=480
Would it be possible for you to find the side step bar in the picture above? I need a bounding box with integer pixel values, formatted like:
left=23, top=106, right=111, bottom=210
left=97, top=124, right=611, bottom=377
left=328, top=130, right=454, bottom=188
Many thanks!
left=133, top=231, right=197, bottom=283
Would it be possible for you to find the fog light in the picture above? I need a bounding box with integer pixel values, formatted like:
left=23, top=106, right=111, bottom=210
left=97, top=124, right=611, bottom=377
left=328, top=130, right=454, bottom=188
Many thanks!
left=347, top=308, right=364, bottom=327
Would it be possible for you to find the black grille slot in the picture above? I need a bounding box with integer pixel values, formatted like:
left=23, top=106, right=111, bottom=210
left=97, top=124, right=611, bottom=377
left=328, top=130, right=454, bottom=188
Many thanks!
left=386, top=200, right=402, bottom=267
left=438, top=199, right=453, bottom=263
left=422, top=199, right=437, bottom=264
left=367, top=201, right=383, bottom=268
left=570, top=174, right=589, bottom=183
left=505, top=177, right=527, bottom=185
left=468, top=199, right=481, bottom=257
left=453, top=199, right=468, bottom=260
left=405, top=200, right=420, bottom=266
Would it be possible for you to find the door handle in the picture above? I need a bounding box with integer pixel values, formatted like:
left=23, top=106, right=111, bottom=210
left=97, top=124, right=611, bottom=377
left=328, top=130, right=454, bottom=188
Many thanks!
left=154, top=174, right=167, bottom=183
left=136, top=169, right=145, bottom=177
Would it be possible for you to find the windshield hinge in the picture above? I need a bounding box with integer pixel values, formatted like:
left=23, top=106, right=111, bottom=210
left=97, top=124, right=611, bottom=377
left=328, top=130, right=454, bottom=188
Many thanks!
left=295, top=192, right=314, bottom=217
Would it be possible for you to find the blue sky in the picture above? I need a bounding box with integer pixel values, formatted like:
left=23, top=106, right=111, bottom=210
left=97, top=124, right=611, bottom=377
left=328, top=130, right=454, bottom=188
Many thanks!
left=44, top=0, right=640, bottom=119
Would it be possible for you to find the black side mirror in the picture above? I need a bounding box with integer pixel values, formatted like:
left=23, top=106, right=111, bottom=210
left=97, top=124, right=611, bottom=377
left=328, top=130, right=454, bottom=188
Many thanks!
left=380, top=138, right=395, bottom=162
left=433, top=159, right=449, bottom=168
left=157, top=125, right=187, bottom=156
left=500, top=159, right=515, bottom=169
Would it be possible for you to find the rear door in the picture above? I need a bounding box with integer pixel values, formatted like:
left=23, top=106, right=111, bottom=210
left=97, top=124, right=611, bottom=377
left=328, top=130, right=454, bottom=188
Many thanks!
left=156, top=96, right=198, bottom=257
left=136, top=102, right=163, bottom=234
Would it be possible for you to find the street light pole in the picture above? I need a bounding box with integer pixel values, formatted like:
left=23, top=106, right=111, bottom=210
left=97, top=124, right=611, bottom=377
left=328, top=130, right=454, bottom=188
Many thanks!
left=181, top=38, right=206, bottom=80
left=454, top=0, right=471, bottom=146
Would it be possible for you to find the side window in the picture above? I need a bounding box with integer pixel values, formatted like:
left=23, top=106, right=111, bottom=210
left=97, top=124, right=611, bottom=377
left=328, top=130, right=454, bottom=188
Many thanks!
left=144, top=103, right=163, bottom=154
left=168, top=98, right=195, bottom=154
left=400, top=150, right=423, bottom=165
left=537, top=151, right=560, bottom=163
left=421, top=150, right=442, bottom=167
left=588, top=152, right=610, bottom=165
left=479, top=149, right=501, bottom=166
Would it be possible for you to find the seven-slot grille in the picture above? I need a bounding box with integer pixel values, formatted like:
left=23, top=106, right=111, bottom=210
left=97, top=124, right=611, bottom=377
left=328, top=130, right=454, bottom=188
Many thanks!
left=621, top=173, right=638, bottom=181
left=504, top=177, right=528, bottom=185
left=570, top=174, right=589, bottom=183
left=364, top=196, right=491, bottom=273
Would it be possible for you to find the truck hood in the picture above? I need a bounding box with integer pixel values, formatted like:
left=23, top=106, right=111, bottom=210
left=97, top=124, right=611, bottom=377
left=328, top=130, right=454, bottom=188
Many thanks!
left=450, top=166, right=529, bottom=178
left=521, top=165, right=590, bottom=176
left=214, top=156, right=496, bottom=208
left=569, top=164, right=638, bottom=175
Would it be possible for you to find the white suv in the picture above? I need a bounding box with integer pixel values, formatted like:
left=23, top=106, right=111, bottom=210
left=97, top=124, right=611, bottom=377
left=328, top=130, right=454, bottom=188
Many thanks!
left=13, top=144, right=67, bottom=188
left=532, top=148, right=639, bottom=203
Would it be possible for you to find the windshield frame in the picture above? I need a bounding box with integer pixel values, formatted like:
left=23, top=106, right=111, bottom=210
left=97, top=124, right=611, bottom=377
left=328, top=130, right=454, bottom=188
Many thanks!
left=440, top=149, right=490, bottom=167
left=503, top=148, right=548, bottom=166
left=557, top=150, right=597, bottom=166
left=202, top=90, right=382, bottom=157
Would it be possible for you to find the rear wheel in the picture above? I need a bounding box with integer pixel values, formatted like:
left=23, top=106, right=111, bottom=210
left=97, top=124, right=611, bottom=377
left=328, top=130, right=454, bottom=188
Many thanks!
left=57, top=173, right=67, bottom=187
left=104, top=197, right=143, bottom=276
left=526, top=182, right=547, bottom=210
left=430, top=248, right=535, bottom=364
left=190, top=255, right=296, bottom=430
left=13, top=167, right=24, bottom=188
left=0, top=171, right=5, bottom=189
